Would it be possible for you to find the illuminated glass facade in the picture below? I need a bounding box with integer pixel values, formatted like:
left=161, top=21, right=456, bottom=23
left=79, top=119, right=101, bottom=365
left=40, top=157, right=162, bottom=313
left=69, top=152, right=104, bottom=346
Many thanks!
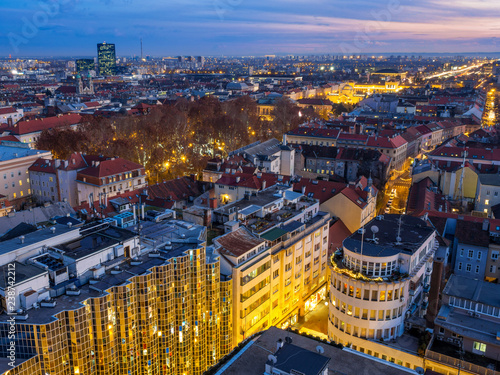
left=76, top=58, right=95, bottom=73
left=0, top=246, right=232, bottom=375
left=97, top=43, right=116, bottom=76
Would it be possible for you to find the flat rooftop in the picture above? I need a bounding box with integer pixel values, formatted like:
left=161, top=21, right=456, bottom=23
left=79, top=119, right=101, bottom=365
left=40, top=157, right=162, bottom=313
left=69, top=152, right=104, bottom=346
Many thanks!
left=0, top=250, right=178, bottom=325
left=0, top=224, right=79, bottom=256
left=343, top=214, right=435, bottom=257
left=140, top=219, right=207, bottom=259
left=436, top=306, right=500, bottom=346
left=0, top=262, right=47, bottom=289
left=218, top=326, right=414, bottom=375
left=0, top=144, right=50, bottom=162
left=215, top=185, right=292, bottom=215
left=443, top=274, right=500, bottom=308
left=56, top=226, right=136, bottom=260
left=0, top=220, right=208, bottom=325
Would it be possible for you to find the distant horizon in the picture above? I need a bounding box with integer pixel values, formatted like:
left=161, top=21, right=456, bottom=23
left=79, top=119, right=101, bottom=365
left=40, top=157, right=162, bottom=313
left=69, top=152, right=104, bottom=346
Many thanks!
left=1, top=0, right=499, bottom=57
left=2, top=52, right=500, bottom=60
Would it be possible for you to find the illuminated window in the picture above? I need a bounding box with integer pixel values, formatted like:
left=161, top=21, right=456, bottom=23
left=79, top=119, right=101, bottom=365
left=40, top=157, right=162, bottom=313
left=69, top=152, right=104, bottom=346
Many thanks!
left=473, top=342, right=486, bottom=353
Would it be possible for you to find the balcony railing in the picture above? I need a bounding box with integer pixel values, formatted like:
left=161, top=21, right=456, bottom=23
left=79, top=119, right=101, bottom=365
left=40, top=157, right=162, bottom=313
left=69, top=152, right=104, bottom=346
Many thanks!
left=426, top=349, right=496, bottom=375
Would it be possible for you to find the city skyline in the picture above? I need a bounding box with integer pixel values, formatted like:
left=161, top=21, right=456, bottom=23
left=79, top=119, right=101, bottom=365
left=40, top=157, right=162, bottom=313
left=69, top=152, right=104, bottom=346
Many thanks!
left=1, top=0, right=500, bottom=57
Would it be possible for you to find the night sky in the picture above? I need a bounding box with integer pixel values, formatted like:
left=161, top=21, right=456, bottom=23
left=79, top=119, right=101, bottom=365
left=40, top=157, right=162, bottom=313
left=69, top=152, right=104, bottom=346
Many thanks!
left=1, top=0, right=499, bottom=57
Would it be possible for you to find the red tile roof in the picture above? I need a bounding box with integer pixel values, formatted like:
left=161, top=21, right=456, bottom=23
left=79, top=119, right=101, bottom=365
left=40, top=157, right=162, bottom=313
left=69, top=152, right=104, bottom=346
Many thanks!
left=147, top=176, right=204, bottom=202
left=13, top=114, right=82, bottom=135
left=329, top=219, right=352, bottom=254
left=29, top=153, right=89, bottom=173
left=367, top=134, right=407, bottom=149
left=293, top=179, right=346, bottom=204
left=406, top=177, right=450, bottom=214
left=216, top=172, right=290, bottom=190
left=77, top=157, right=144, bottom=179
left=0, top=135, right=20, bottom=143
left=0, top=107, right=18, bottom=115
left=287, top=127, right=340, bottom=139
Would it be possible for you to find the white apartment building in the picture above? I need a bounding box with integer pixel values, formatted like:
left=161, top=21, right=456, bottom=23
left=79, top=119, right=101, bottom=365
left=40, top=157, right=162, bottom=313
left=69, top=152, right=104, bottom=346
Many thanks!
left=329, top=215, right=437, bottom=366
left=0, top=141, right=51, bottom=205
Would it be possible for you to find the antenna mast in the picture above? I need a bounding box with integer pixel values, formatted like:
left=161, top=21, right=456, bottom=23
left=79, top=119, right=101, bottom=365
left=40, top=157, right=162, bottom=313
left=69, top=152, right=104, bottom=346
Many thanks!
left=396, top=216, right=402, bottom=245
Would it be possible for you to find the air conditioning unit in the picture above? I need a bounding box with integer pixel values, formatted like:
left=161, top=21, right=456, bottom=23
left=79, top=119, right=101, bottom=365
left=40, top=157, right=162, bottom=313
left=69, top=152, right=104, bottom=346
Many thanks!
left=400, top=297, right=405, bottom=302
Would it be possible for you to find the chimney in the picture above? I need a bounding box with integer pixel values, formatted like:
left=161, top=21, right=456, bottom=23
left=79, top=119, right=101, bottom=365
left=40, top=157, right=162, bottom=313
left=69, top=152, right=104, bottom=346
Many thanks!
left=276, top=339, right=284, bottom=351
left=54, top=159, right=61, bottom=168
left=209, top=198, right=217, bottom=209
left=236, top=176, right=241, bottom=183
left=262, top=180, right=266, bottom=190
left=301, top=185, right=306, bottom=194
left=483, top=219, right=490, bottom=231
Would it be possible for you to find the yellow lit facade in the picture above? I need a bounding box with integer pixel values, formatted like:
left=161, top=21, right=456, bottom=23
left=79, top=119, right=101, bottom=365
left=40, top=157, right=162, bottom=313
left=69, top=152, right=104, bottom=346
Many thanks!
left=328, top=81, right=402, bottom=105
left=1, top=246, right=232, bottom=375
left=217, top=215, right=331, bottom=347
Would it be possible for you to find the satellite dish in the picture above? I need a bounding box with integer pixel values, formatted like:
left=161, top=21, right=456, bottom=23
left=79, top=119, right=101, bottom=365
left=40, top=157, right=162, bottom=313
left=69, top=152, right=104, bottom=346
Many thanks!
left=285, top=337, right=293, bottom=344
left=316, top=345, right=325, bottom=354
left=268, top=355, right=277, bottom=364
left=370, top=225, right=379, bottom=234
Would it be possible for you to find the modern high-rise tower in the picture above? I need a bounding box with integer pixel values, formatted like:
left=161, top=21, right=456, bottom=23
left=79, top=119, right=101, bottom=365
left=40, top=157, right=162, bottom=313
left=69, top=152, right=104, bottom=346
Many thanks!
left=97, top=42, right=116, bottom=76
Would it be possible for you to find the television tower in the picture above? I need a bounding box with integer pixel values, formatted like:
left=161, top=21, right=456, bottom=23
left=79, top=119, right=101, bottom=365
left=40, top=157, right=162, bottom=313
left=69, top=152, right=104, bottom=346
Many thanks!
left=140, top=38, right=143, bottom=61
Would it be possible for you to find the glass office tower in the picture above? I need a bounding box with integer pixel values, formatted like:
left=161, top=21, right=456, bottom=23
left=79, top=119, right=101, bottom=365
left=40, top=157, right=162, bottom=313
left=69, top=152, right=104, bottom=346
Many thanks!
left=97, top=42, right=116, bottom=76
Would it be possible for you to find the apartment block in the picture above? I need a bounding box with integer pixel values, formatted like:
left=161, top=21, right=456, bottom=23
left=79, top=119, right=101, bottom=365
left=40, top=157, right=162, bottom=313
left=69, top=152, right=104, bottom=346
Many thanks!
left=213, top=185, right=330, bottom=346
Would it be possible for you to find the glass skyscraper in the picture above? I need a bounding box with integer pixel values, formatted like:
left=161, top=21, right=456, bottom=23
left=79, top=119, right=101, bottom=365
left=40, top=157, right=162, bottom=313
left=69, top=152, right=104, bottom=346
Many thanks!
left=76, top=58, right=95, bottom=73
left=97, top=42, right=116, bottom=76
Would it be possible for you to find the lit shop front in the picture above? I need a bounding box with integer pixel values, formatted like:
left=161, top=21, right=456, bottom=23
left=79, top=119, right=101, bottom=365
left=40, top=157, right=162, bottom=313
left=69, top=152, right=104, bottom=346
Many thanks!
left=305, top=285, right=327, bottom=313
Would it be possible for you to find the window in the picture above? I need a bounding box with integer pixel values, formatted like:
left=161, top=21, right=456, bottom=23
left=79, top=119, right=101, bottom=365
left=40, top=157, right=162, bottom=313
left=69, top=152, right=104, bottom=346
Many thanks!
left=492, top=252, right=499, bottom=261
left=473, top=342, right=486, bottom=353
left=490, top=265, right=496, bottom=273
left=475, top=265, right=480, bottom=273
left=273, top=270, right=279, bottom=279
left=458, top=262, right=462, bottom=271
left=468, top=250, right=474, bottom=259
left=485, top=199, right=490, bottom=205
left=477, top=252, right=481, bottom=260
left=466, top=264, right=472, bottom=272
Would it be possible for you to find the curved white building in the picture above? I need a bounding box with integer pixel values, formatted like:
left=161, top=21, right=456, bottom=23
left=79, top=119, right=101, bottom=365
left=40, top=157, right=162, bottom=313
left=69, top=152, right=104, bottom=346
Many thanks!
left=329, top=214, right=437, bottom=346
